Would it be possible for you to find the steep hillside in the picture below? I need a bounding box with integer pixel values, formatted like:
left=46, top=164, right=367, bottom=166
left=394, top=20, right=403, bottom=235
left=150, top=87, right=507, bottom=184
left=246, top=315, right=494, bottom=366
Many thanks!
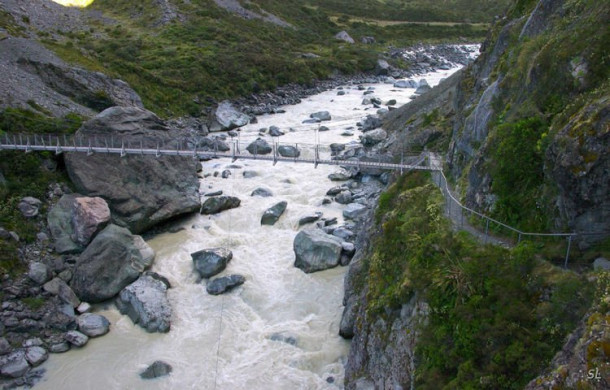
left=384, top=0, right=609, bottom=239
left=0, top=0, right=493, bottom=117
left=342, top=0, right=609, bottom=388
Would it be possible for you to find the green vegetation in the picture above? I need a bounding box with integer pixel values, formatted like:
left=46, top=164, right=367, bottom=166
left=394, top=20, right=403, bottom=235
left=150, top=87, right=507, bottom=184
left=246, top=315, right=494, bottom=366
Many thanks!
left=308, top=0, right=510, bottom=24
left=29, top=0, right=489, bottom=117
left=364, top=172, right=593, bottom=389
left=488, top=117, right=549, bottom=231
left=0, top=109, right=79, bottom=276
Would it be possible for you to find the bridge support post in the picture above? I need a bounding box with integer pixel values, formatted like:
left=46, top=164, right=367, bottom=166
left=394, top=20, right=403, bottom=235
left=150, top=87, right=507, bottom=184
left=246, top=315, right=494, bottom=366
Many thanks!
left=564, top=235, right=573, bottom=269
left=484, top=220, right=489, bottom=244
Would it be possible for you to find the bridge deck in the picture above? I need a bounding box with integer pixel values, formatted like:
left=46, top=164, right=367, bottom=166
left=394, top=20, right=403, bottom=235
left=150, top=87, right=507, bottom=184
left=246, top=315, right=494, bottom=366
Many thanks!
left=0, top=134, right=437, bottom=172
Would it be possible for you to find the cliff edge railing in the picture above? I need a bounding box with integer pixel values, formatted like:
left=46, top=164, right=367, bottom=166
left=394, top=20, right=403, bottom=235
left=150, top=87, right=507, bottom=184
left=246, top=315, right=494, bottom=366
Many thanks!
left=428, top=153, right=607, bottom=268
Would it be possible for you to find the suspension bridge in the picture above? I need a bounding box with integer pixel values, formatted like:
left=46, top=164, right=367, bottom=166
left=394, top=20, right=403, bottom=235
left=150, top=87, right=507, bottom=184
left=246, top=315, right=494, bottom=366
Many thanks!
left=0, top=133, right=437, bottom=173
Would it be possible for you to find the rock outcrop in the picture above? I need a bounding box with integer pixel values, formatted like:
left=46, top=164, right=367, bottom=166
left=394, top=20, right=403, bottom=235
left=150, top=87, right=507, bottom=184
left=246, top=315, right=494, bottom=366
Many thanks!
left=64, top=107, right=200, bottom=233
left=71, top=224, right=155, bottom=303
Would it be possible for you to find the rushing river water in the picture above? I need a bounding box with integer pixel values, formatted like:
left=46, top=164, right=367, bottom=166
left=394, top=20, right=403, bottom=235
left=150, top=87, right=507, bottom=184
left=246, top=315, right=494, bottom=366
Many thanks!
left=36, top=57, right=471, bottom=389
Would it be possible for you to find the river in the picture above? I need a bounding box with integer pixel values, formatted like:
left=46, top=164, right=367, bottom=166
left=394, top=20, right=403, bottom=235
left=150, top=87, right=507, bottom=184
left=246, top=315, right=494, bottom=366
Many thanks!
left=36, top=53, right=473, bottom=389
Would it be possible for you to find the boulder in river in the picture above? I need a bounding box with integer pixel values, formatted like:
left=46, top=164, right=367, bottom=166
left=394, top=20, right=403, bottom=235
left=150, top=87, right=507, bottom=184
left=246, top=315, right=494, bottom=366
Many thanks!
left=116, top=273, right=172, bottom=333
left=76, top=313, right=110, bottom=337
left=208, top=100, right=250, bottom=132
left=415, top=79, right=431, bottom=94
left=191, top=248, right=233, bottom=278
left=207, top=275, right=246, bottom=295
left=298, top=212, right=323, bottom=226
left=71, top=224, right=155, bottom=303
left=140, top=361, right=173, bottom=379
left=360, top=115, right=382, bottom=131
left=246, top=138, right=272, bottom=155
left=65, top=330, right=89, bottom=347
left=310, top=111, right=331, bottom=121
left=269, top=126, right=284, bottom=137
left=293, top=229, right=343, bottom=273
left=393, top=79, right=417, bottom=88
left=261, top=201, right=287, bottom=226
left=251, top=187, right=273, bottom=197
left=200, top=196, right=241, bottom=214
left=64, top=106, right=200, bottom=234
left=278, top=145, right=300, bottom=158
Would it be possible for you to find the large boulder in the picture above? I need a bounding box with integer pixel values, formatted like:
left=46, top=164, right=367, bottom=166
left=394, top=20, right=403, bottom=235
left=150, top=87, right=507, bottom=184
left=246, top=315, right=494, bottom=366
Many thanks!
left=76, top=313, right=110, bottom=337
left=208, top=101, right=250, bottom=132
left=206, top=275, right=246, bottom=295
left=71, top=224, right=155, bottom=303
left=28, top=262, right=52, bottom=285
left=261, top=201, right=288, bottom=226
left=360, top=115, right=382, bottom=131
left=278, top=145, right=300, bottom=158
left=64, top=106, right=200, bottom=234
left=0, top=350, right=30, bottom=378
left=246, top=138, right=272, bottom=155
left=375, top=59, right=391, bottom=76
left=48, top=194, right=111, bottom=254
left=293, top=229, right=343, bottom=273
left=414, top=79, right=431, bottom=94
left=200, top=196, right=241, bottom=214
left=191, top=248, right=232, bottom=278
left=361, top=129, right=388, bottom=147
left=310, top=111, right=332, bottom=122
left=393, top=79, right=417, bottom=89
left=116, top=274, right=172, bottom=333
left=343, top=203, right=368, bottom=220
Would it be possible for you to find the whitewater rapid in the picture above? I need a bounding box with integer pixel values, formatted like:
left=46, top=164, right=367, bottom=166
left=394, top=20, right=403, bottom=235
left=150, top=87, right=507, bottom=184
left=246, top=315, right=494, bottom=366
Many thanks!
left=36, top=57, right=471, bottom=389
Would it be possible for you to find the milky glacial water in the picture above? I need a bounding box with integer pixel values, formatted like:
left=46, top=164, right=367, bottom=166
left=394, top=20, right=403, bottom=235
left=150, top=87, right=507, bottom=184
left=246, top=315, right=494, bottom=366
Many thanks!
left=36, top=57, right=471, bottom=390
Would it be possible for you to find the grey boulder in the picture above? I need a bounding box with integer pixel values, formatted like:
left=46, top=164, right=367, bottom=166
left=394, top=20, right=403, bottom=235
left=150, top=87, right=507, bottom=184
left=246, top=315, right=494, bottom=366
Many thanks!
left=269, top=126, right=284, bottom=137
left=76, top=313, right=110, bottom=337
left=278, top=145, right=300, bottom=158
left=64, top=330, right=88, bottom=347
left=116, top=274, right=172, bottom=333
left=246, top=138, right=272, bottom=155
left=393, top=79, right=417, bottom=88
left=25, top=346, right=48, bottom=367
left=293, top=229, right=343, bottom=273
left=18, top=197, right=42, bottom=218
left=343, top=203, right=368, bottom=220
left=140, top=361, right=173, bottom=379
left=28, top=262, right=52, bottom=285
left=209, top=100, right=250, bottom=131
left=415, top=79, right=431, bottom=94
left=207, top=275, right=246, bottom=295
left=310, top=111, right=331, bottom=121
left=298, top=212, right=323, bottom=226
left=261, top=201, right=288, bottom=226
left=0, top=350, right=30, bottom=378
left=335, top=191, right=353, bottom=205
left=71, top=224, right=155, bottom=303
left=334, top=31, right=355, bottom=44
left=251, top=188, right=273, bottom=197
left=43, top=278, right=81, bottom=308
left=191, top=248, right=233, bottom=278
left=200, top=196, right=241, bottom=214
left=361, top=129, right=388, bottom=147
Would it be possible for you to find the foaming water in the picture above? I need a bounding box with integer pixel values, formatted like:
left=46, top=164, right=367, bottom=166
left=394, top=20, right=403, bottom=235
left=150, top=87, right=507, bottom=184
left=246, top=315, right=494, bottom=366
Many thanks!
left=36, top=63, right=469, bottom=389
